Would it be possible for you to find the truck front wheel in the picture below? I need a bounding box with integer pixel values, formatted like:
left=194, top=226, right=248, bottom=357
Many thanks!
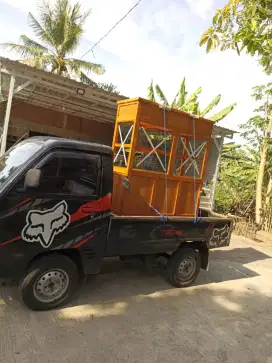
left=19, top=254, right=79, bottom=311
left=166, top=247, right=200, bottom=288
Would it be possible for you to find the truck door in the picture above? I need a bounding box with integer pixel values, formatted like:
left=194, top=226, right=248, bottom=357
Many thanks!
left=0, top=149, right=109, bottom=269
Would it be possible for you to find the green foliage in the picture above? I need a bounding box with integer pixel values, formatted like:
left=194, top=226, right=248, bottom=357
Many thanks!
left=216, top=81, right=272, bottom=216
left=147, top=80, right=156, bottom=102
left=79, top=74, right=120, bottom=94
left=154, top=84, right=169, bottom=106
left=239, top=82, right=272, bottom=172
left=221, top=142, right=241, bottom=158
left=209, top=103, right=237, bottom=122
left=96, top=82, right=120, bottom=94
left=176, top=77, right=187, bottom=108
left=215, top=146, right=258, bottom=216
left=0, top=0, right=105, bottom=81
left=200, top=94, right=221, bottom=117
left=181, top=87, right=202, bottom=112
left=215, top=142, right=272, bottom=216
left=147, top=78, right=236, bottom=122
left=200, top=0, right=272, bottom=74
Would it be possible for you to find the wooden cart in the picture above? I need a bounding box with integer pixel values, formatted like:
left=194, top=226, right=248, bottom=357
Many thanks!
left=111, top=97, right=214, bottom=217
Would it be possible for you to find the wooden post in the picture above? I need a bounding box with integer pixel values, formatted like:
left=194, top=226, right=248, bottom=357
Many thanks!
left=0, top=74, right=15, bottom=155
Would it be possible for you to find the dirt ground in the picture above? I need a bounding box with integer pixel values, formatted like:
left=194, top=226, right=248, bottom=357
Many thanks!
left=0, top=235, right=271, bottom=363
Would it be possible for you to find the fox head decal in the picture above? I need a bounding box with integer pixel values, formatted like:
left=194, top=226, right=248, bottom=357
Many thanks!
left=22, top=201, right=70, bottom=248
left=209, top=224, right=230, bottom=247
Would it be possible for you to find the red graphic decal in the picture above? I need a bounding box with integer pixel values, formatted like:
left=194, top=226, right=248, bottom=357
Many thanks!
left=70, top=194, right=111, bottom=224
left=102, top=193, right=112, bottom=211
left=0, top=235, right=21, bottom=247
left=72, top=233, right=96, bottom=249
left=0, top=194, right=111, bottom=248
left=208, top=224, right=215, bottom=232
left=160, top=229, right=182, bottom=237
left=9, top=198, right=31, bottom=211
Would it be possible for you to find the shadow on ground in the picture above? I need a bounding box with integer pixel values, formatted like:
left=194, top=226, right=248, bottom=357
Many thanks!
left=211, top=247, right=271, bottom=264
left=0, top=246, right=271, bottom=310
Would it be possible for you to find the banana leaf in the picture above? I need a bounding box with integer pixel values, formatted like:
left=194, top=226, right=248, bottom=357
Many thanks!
left=181, top=87, right=202, bottom=111
left=200, top=94, right=221, bottom=117
left=209, top=102, right=237, bottom=122
left=176, top=77, right=187, bottom=108
left=147, top=79, right=156, bottom=102
left=155, top=84, right=169, bottom=106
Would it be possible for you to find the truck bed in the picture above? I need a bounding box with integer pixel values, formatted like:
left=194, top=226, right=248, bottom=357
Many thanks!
left=104, top=213, right=233, bottom=257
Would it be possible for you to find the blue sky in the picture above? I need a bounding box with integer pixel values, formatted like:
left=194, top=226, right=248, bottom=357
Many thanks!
left=0, top=0, right=270, bottom=142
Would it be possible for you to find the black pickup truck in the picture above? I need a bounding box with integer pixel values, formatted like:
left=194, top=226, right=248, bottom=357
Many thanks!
left=0, top=137, right=232, bottom=310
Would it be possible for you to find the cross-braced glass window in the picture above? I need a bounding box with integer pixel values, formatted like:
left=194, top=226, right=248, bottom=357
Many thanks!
left=173, top=137, right=207, bottom=178
left=113, top=123, right=133, bottom=167
left=133, top=127, right=173, bottom=173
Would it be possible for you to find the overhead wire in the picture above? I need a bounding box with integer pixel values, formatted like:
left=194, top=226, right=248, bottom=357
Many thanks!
left=80, top=0, right=144, bottom=60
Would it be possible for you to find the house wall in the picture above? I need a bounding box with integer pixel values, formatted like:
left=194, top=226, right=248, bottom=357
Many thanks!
left=5, top=102, right=115, bottom=146
left=200, top=136, right=224, bottom=211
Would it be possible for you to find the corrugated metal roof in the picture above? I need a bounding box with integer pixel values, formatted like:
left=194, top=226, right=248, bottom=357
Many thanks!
left=213, top=124, right=236, bottom=138
left=0, top=56, right=127, bottom=124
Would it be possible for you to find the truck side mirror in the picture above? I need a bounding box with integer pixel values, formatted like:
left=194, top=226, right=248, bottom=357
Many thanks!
left=24, top=169, right=41, bottom=188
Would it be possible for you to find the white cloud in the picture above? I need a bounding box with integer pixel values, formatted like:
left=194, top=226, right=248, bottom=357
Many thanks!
left=186, top=0, right=214, bottom=20
left=1, top=0, right=37, bottom=13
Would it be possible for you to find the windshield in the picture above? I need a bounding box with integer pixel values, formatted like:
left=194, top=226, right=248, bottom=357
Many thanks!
left=0, top=140, right=44, bottom=187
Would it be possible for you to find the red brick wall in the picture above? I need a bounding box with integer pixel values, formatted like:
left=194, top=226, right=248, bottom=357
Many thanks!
left=9, top=102, right=114, bottom=146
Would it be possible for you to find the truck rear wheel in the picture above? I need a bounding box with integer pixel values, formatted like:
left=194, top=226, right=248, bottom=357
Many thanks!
left=19, top=254, right=79, bottom=311
left=166, top=247, right=200, bottom=288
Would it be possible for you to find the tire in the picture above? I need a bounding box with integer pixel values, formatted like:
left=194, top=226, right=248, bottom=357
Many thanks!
left=19, top=254, right=79, bottom=311
left=166, top=247, right=200, bottom=288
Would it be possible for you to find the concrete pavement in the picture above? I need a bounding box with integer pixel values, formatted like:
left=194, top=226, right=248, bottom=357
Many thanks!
left=0, top=235, right=271, bottom=363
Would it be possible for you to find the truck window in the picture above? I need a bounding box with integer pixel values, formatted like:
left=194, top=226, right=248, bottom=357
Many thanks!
left=0, top=140, right=43, bottom=188
left=38, top=151, right=100, bottom=197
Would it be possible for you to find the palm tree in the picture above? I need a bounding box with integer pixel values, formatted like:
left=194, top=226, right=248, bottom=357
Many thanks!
left=0, top=0, right=105, bottom=81
left=147, top=78, right=237, bottom=122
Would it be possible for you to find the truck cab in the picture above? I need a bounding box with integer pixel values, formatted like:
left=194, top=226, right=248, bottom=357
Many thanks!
left=0, top=138, right=111, bottom=272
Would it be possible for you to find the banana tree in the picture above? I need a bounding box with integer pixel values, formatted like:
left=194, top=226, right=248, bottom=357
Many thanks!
left=216, top=146, right=262, bottom=217
left=221, top=143, right=241, bottom=159
left=226, top=147, right=260, bottom=184
left=147, top=78, right=237, bottom=122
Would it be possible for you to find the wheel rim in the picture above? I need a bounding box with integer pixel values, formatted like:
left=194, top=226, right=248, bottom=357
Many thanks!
left=178, top=257, right=196, bottom=281
left=33, top=269, right=69, bottom=303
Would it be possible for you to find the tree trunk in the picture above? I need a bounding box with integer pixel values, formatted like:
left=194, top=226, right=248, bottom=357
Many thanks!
left=256, top=146, right=267, bottom=224
left=265, top=174, right=272, bottom=207
left=255, top=111, right=272, bottom=224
